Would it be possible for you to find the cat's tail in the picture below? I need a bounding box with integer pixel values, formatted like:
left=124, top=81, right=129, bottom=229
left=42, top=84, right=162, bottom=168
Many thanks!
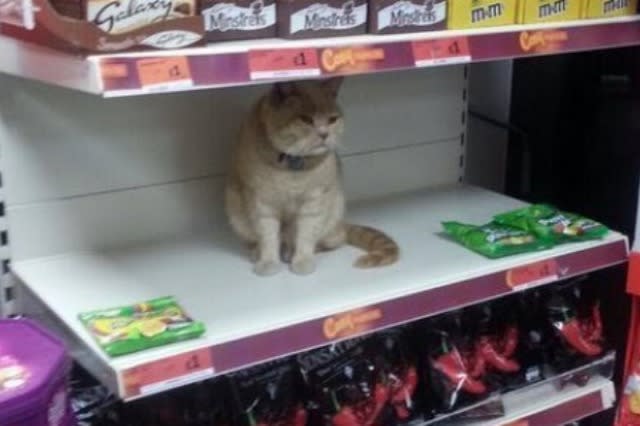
left=346, top=224, right=399, bottom=268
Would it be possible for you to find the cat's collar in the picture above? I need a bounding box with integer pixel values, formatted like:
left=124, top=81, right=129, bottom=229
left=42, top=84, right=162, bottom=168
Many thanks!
left=270, top=149, right=330, bottom=171
left=277, top=152, right=307, bottom=171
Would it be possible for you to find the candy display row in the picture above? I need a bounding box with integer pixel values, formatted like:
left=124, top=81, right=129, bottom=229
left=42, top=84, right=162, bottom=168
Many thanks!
left=80, top=278, right=611, bottom=426
left=47, top=0, right=639, bottom=43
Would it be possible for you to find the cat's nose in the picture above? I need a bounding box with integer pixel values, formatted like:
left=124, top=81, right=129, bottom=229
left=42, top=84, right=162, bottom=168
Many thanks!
left=318, top=131, right=329, bottom=140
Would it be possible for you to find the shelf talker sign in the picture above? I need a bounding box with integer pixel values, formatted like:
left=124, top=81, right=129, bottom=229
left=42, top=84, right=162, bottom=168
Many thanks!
left=248, top=48, right=320, bottom=80
left=122, top=348, right=214, bottom=398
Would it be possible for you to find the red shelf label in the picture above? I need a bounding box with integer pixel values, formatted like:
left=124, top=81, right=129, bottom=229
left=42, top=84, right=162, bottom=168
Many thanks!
left=432, top=37, right=471, bottom=65
left=123, top=348, right=214, bottom=397
left=248, top=48, right=320, bottom=80
left=506, top=259, right=559, bottom=291
left=412, top=37, right=471, bottom=67
left=136, top=57, right=193, bottom=93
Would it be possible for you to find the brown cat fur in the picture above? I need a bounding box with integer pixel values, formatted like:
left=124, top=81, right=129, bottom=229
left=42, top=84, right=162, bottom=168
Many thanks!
left=225, top=78, right=399, bottom=276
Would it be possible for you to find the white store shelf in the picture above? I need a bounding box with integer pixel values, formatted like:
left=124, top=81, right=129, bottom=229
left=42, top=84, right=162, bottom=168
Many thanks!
left=13, top=185, right=628, bottom=399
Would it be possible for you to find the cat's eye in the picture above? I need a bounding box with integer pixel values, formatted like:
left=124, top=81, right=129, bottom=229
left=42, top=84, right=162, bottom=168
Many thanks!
left=328, top=115, right=340, bottom=124
left=299, top=115, right=314, bottom=125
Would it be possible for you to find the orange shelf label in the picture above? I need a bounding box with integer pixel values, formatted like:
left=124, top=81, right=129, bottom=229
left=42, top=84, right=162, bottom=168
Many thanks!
left=123, top=348, right=214, bottom=397
left=506, top=259, right=559, bottom=291
left=323, top=307, right=383, bottom=340
left=248, top=48, right=320, bottom=80
left=136, top=57, right=193, bottom=92
left=502, top=420, right=529, bottom=426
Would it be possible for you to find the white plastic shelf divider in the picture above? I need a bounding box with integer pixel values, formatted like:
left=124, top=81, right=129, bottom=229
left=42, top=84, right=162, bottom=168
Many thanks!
left=13, top=185, right=628, bottom=400
left=457, top=375, right=616, bottom=426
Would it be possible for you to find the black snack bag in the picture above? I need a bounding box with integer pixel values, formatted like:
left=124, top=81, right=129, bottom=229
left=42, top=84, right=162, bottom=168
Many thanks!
left=465, top=301, right=522, bottom=392
left=373, top=328, right=420, bottom=424
left=545, top=280, right=606, bottom=386
left=297, top=337, right=392, bottom=426
left=228, top=357, right=307, bottom=426
left=415, top=312, right=489, bottom=416
left=94, top=379, right=231, bottom=426
left=513, top=290, right=549, bottom=388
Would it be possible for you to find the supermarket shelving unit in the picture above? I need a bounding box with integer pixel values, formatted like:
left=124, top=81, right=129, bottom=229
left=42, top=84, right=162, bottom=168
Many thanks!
left=0, top=9, right=638, bottom=426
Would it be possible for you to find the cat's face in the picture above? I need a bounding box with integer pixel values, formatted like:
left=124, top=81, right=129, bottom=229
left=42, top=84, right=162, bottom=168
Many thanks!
left=262, top=78, right=344, bottom=156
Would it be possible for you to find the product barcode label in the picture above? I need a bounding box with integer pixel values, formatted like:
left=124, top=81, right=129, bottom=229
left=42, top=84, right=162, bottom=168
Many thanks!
left=412, top=37, right=471, bottom=67
left=123, top=348, right=214, bottom=397
left=136, top=57, right=194, bottom=93
left=248, top=48, right=320, bottom=80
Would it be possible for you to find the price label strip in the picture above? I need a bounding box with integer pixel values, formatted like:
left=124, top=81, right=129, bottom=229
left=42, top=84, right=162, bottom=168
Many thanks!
left=123, top=348, right=214, bottom=397
left=412, top=37, right=471, bottom=67
left=136, top=56, right=194, bottom=93
left=506, top=259, right=559, bottom=291
left=248, top=48, right=320, bottom=80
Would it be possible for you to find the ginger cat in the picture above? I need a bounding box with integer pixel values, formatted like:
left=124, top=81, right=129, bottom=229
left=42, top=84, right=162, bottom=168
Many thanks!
left=225, top=78, right=399, bottom=276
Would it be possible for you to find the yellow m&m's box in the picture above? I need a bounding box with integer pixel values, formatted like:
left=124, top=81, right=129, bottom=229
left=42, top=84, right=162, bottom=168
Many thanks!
left=448, top=0, right=518, bottom=28
left=518, top=0, right=582, bottom=22
left=584, top=0, right=637, bottom=17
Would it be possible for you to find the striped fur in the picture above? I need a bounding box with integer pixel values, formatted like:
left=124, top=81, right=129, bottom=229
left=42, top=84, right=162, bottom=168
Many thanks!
left=346, top=224, right=399, bottom=268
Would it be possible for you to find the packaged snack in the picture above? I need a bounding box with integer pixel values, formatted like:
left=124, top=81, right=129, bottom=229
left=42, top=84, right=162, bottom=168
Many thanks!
left=447, top=0, right=518, bottom=28
left=373, top=328, right=420, bottom=423
left=494, top=204, right=609, bottom=243
left=518, top=0, right=581, bottom=23
left=228, top=358, right=306, bottom=426
left=297, top=337, right=392, bottom=426
left=78, top=296, right=206, bottom=357
left=415, top=312, right=491, bottom=416
left=277, top=0, right=368, bottom=38
left=368, top=0, right=447, bottom=34
left=442, top=221, right=552, bottom=258
left=584, top=0, right=638, bottom=18
left=201, top=0, right=278, bottom=42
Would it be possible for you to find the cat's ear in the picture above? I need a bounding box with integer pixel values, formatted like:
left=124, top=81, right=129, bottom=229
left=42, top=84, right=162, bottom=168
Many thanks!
left=271, top=82, right=296, bottom=103
left=321, top=77, right=343, bottom=98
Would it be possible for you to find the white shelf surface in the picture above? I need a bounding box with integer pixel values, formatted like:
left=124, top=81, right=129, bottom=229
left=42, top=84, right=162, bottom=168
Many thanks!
left=13, top=185, right=628, bottom=399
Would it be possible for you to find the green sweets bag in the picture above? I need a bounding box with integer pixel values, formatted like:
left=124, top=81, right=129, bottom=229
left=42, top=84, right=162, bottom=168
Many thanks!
left=79, top=296, right=206, bottom=357
left=494, top=204, right=608, bottom=243
left=442, top=221, right=553, bottom=259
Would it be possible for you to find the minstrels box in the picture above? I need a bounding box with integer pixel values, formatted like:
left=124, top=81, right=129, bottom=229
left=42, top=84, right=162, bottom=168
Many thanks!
left=368, top=0, right=447, bottom=34
left=518, top=0, right=581, bottom=23
left=448, top=0, right=518, bottom=28
left=277, top=0, right=368, bottom=38
left=201, top=0, right=277, bottom=41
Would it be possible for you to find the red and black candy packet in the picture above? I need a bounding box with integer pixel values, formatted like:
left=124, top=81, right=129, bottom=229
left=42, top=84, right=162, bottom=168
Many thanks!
left=228, top=357, right=307, bottom=426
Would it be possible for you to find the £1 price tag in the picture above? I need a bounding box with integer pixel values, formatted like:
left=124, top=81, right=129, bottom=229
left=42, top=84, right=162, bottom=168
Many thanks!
left=506, top=259, right=559, bottom=291
left=248, top=48, right=320, bottom=80
left=411, top=40, right=435, bottom=67
left=123, top=348, right=214, bottom=397
left=136, top=56, right=193, bottom=93
left=431, top=37, right=471, bottom=65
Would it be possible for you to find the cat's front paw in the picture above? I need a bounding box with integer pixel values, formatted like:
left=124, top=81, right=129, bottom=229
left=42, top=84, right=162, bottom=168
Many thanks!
left=253, top=260, right=282, bottom=276
left=290, top=256, right=316, bottom=275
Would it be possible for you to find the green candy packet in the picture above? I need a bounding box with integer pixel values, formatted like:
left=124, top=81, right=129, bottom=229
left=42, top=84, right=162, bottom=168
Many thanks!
left=442, top=221, right=553, bottom=259
left=493, top=204, right=609, bottom=243
left=79, top=296, right=206, bottom=357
